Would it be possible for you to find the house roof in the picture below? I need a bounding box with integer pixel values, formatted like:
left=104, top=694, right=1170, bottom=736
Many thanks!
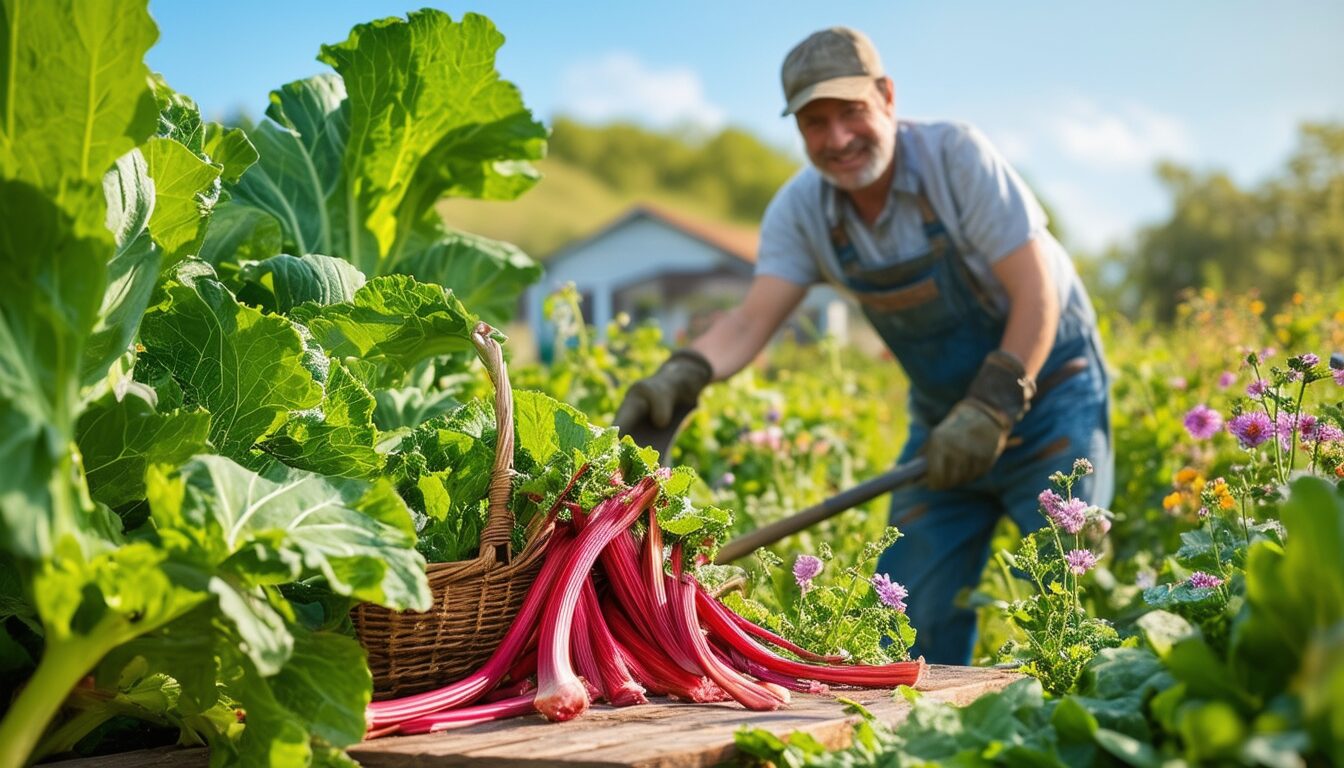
left=548, top=203, right=759, bottom=265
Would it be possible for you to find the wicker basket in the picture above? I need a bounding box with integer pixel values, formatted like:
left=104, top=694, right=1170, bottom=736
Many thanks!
left=353, top=322, right=552, bottom=699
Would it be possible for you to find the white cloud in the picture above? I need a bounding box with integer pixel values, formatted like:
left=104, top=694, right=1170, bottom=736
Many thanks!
left=557, top=52, right=726, bottom=130
left=1049, top=100, right=1193, bottom=169
left=1035, top=178, right=1134, bottom=252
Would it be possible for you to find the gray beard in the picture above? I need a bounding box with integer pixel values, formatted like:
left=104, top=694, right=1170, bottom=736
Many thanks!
left=816, top=123, right=897, bottom=191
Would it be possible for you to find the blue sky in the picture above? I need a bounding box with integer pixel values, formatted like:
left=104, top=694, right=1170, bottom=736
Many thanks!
left=145, top=1, right=1344, bottom=252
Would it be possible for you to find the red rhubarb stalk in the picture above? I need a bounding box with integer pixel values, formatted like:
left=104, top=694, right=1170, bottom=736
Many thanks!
left=534, top=478, right=660, bottom=721
left=364, top=526, right=576, bottom=731
left=395, top=694, right=537, bottom=735
left=666, top=548, right=786, bottom=711
left=577, top=579, right=647, bottom=706
left=695, top=588, right=926, bottom=688
left=603, top=599, right=726, bottom=702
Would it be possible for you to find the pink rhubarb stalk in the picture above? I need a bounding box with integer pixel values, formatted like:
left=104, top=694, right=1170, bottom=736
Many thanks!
left=694, top=588, right=926, bottom=688
left=364, top=527, right=576, bottom=732
left=395, top=695, right=537, bottom=735
left=534, top=478, right=660, bottom=721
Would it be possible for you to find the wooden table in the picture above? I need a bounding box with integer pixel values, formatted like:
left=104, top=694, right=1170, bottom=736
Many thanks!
left=50, top=665, right=1020, bottom=767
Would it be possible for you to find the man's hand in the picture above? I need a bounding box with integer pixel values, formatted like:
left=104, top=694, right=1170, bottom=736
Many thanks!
left=925, top=351, right=1035, bottom=490
left=613, top=349, right=715, bottom=431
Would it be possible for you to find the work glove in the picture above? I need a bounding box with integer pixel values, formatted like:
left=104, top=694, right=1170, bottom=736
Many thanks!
left=925, top=351, right=1036, bottom=490
left=612, top=349, right=715, bottom=431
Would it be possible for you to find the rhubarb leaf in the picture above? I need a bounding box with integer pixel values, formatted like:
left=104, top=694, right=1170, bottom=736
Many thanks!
left=76, top=387, right=211, bottom=509
left=238, top=254, right=367, bottom=315
left=139, top=260, right=324, bottom=461
left=259, top=360, right=383, bottom=480
left=391, top=230, right=540, bottom=326
left=290, top=275, right=478, bottom=381
left=160, top=455, right=429, bottom=611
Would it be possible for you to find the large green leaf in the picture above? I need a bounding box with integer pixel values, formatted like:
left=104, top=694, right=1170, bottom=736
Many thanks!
left=233, top=75, right=350, bottom=259
left=259, top=360, right=383, bottom=480
left=237, top=253, right=366, bottom=315
left=142, top=136, right=222, bottom=263
left=76, top=386, right=210, bottom=509
left=163, top=455, right=429, bottom=611
left=290, top=274, right=477, bottom=379
left=0, top=180, right=111, bottom=558
left=392, top=229, right=540, bottom=326
left=318, top=9, right=546, bottom=271
left=139, top=260, right=323, bottom=461
left=82, top=151, right=162, bottom=387
left=0, top=0, right=159, bottom=200
left=198, top=201, right=284, bottom=266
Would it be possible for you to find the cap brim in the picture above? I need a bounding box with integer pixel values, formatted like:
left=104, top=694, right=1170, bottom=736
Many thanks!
left=782, top=76, right=878, bottom=116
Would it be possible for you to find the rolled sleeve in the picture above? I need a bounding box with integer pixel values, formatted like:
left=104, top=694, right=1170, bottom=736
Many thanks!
left=755, top=187, right=821, bottom=286
left=944, top=124, right=1048, bottom=263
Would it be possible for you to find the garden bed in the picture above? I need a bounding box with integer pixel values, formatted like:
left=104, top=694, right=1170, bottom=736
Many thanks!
left=47, top=666, right=1018, bottom=768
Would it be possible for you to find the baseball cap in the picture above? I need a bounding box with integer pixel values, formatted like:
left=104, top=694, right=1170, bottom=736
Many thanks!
left=780, top=27, right=884, bottom=116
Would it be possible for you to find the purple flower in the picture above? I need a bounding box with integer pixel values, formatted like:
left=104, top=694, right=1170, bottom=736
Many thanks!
left=1261, top=347, right=1277, bottom=359
left=765, top=407, right=782, bottom=424
left=1197, top=506, right=1210, bottom=519
left=1065, top=549, right=1097, bottom=575
left=793, top=555, right=823, bottom=589
left=1217, top=371, right=1236, bottom=389
left=870, top=573, right=908, bottom=613
left=1286, top=370, right=1303, bottom=382
left=1052, top=498, right=1088, bottom=534
left=1274, top=412, right=1300, bottom=450
left=719, top=471, right=736, bottom=487
left=1169, top=376, right=1188, bottom=391
left=1038, top=489, right=1065, bottom=517
left=1314, top=423, right=1344, bottom=443
left=1187, top=571, right=1224, bottom=589
left=1183, top=404, right=1224, bottom=440
left=1228, top=412, right=1273, bottom=448
left=1334, top=368, right=1344, bottom=386
left=1297, top=353, right=1320, bottom=367
left=1246, top=379, right=1269, bottom=398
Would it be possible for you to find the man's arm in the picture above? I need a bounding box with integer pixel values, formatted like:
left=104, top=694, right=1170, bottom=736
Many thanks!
left=990, top=236, right=1059, bottom=379
left=689, top=274, right=809, bottom=380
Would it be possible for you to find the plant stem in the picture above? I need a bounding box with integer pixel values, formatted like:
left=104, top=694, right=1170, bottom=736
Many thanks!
left=0, top=631, right=111, bottom=768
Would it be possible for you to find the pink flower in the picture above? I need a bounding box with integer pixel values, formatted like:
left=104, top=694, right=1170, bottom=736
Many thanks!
left=1187, top=571, right=1224, bottom=589
left=1038, top=489, right=1065, bottom=517
left=1333, top=369, right=1344, bottom=386
left=1297, top=353, right=1320, bottom=367
left=1183, top=404, right=1224, bottom=440
left=870, top=574, right=908, bottom=613
left=1065, top=549, right=1097, bottom=575
left=1228, top=412, right=1273, bottom=448
left=1286, top=370, right=1303, bottom=382
left=793, top=555, right=823, bottom=589
left=1053, top=498, right=1088, bottom=534
left=1246, top=379, right=1269, bottom=398
left=1217, top=371, right=1236, bottom=389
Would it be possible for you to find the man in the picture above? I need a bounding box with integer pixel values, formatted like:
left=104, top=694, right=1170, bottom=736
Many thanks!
left=613, top=26, right=1112, bottom=665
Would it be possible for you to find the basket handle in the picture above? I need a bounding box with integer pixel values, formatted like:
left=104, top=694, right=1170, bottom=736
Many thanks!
left=471, top=322, right=516, bottom=565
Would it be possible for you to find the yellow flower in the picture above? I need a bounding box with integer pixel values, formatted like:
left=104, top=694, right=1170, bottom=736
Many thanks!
left=1218, top=494, right=1237, bottom=511
left=1292, top=292, right=1304, bottom=305
left=1250, top=299, right=1266, bottom=316
left=1163, top=492, right=1183, bottom=511
left=1175, top=467, right=1200, bottom=485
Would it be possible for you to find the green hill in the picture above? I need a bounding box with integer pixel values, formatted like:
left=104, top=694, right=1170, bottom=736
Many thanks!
left=437, top=158, right=752, bottom=259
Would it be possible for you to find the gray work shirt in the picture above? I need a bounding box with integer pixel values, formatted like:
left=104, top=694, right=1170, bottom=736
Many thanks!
left=756, top=119, right=1089, bottom=320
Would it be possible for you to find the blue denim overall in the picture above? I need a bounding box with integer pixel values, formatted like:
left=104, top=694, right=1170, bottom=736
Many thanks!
left=818, top=168, right=1113, bottom=665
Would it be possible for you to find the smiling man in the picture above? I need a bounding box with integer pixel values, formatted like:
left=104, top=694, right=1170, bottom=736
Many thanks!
left=614, top=26, right=1113, bottom=664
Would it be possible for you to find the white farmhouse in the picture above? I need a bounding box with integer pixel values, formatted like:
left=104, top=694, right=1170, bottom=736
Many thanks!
left=525, top=204, right=854, bottom=360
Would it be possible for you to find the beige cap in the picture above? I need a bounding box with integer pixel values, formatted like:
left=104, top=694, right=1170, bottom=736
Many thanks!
left=780, top=27, right=884, bottom=116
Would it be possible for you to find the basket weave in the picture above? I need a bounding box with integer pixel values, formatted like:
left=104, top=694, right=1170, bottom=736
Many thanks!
left=353, top=323, right=552, bottom=699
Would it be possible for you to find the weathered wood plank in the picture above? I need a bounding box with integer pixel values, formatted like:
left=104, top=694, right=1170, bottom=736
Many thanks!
left=46, top=665, right=1020, bottom=768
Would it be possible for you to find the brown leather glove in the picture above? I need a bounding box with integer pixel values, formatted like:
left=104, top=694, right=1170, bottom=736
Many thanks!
left=925, top=351, right=1036, bottom=490
left=613, top=349, right=714, bottom=431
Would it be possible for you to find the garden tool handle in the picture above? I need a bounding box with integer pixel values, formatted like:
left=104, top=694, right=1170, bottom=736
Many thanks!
left=713, top=457, right=929, bottom=564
